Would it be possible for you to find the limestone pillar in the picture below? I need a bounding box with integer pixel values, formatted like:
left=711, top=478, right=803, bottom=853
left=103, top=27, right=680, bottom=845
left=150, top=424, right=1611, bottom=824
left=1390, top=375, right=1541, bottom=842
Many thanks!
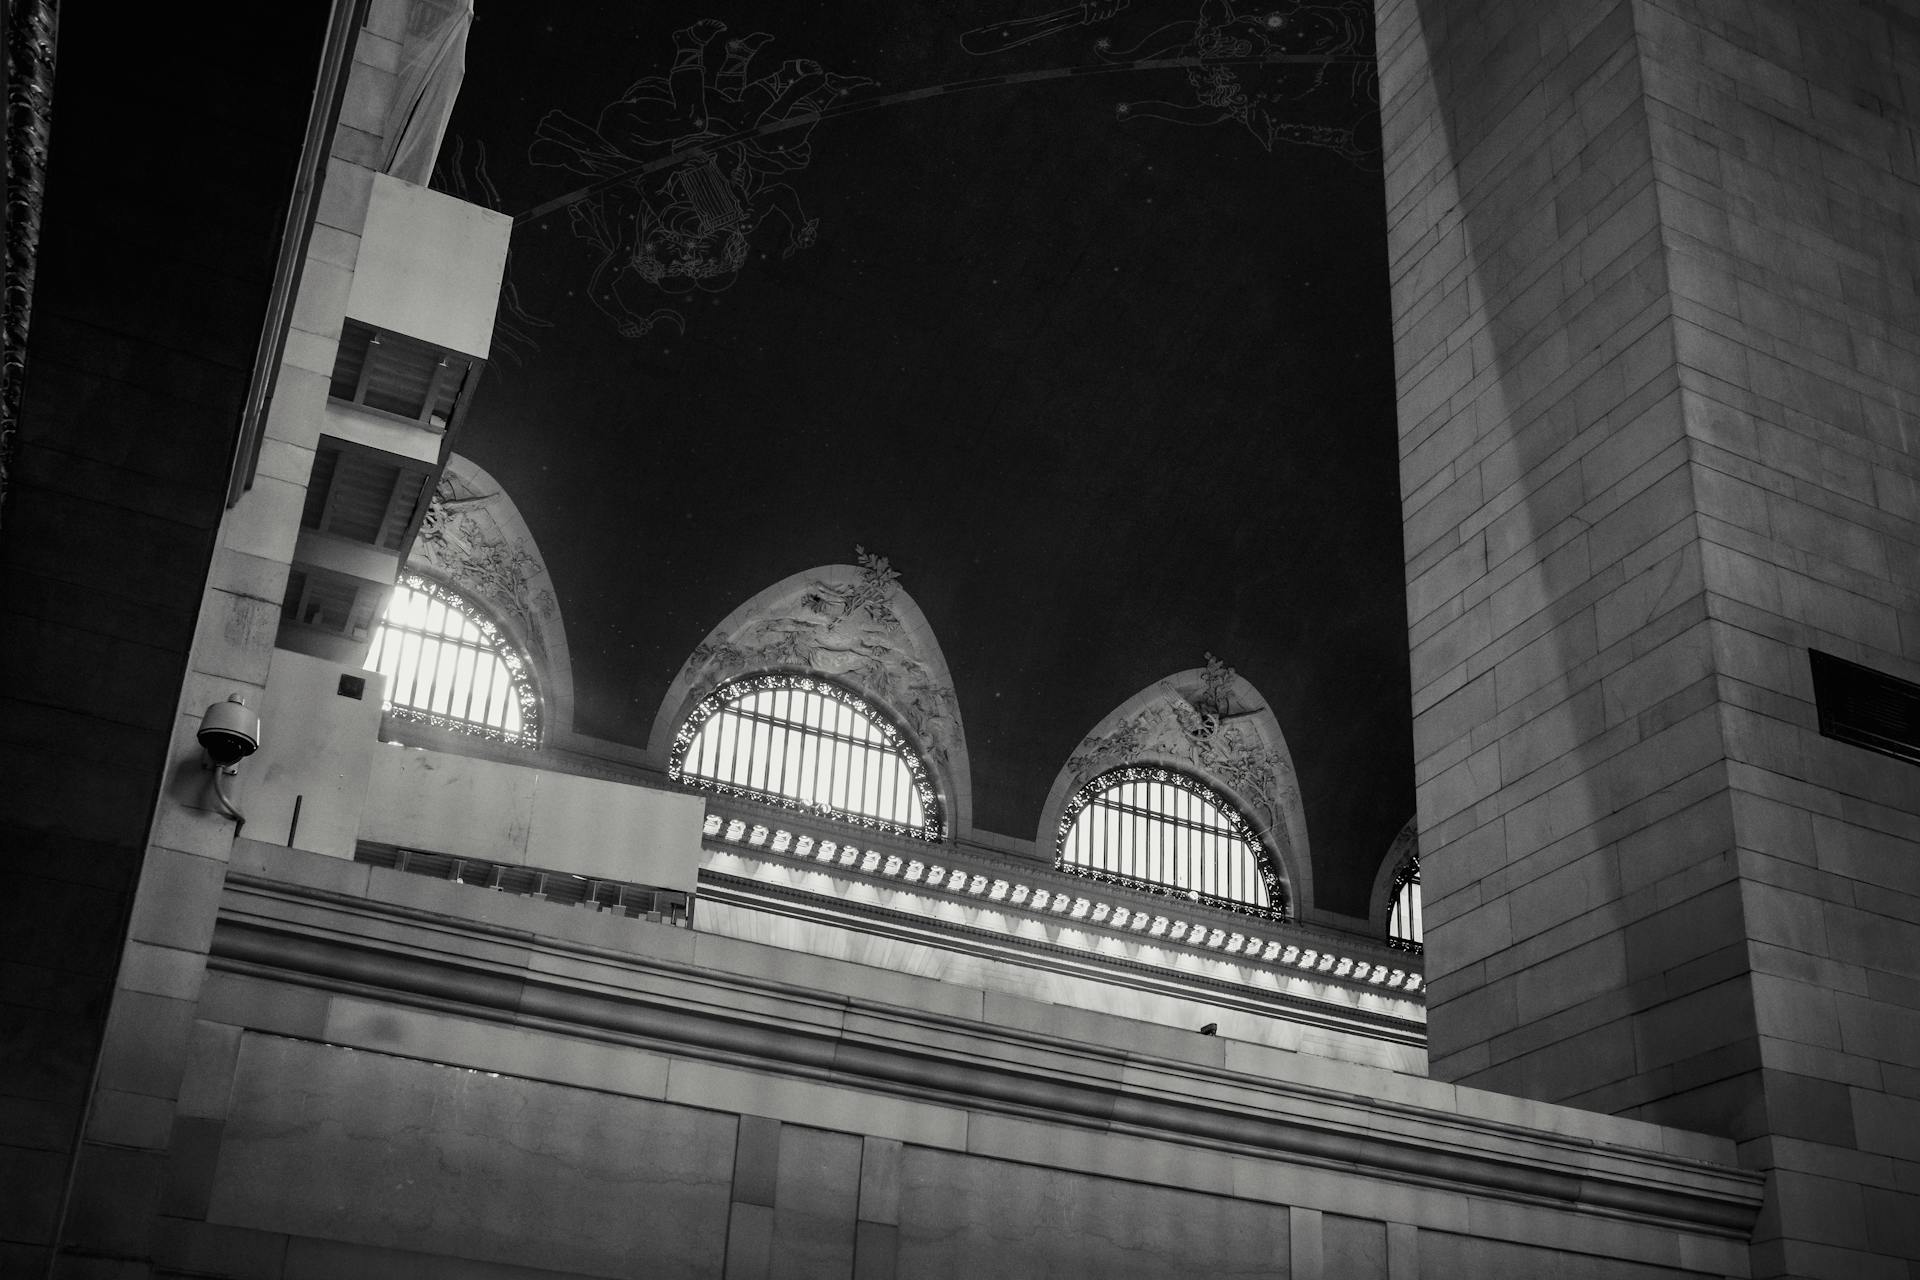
left=1377, top=0, right=1920, bottom=1273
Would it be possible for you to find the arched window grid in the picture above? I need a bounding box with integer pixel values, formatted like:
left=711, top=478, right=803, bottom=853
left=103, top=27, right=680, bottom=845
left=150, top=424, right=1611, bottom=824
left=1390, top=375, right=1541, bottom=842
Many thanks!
left=1388, top=852, right=1422, bottom=952
left=1054, top=765, right=1286, bottom=922
left=670, top=673, right=944, bottom=841
left=370, top=572, right=540, bottom=746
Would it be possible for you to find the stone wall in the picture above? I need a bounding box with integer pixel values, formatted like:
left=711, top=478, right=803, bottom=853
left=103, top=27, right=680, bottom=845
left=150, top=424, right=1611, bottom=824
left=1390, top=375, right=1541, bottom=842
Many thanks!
left=1377, top=0, right=1920, bottom=1273
left=0, top=3, right=334, bottom=1270
left=137, top=839, right=1758, bottom=1280
left=34, top=3, right=484, bottom=1269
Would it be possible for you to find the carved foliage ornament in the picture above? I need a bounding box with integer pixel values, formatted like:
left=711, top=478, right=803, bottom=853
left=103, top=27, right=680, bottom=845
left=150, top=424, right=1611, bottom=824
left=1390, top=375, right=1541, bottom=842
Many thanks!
left=412, top=478, right=558, bottom=640
left=1065, top=654, right=1297, bottom=838
left=681, top=548, right=961, bottom=775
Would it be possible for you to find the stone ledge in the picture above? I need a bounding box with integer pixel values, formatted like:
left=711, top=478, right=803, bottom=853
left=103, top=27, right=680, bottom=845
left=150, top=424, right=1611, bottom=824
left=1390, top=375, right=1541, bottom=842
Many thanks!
left=210, top=863, right=1762, bottom=1242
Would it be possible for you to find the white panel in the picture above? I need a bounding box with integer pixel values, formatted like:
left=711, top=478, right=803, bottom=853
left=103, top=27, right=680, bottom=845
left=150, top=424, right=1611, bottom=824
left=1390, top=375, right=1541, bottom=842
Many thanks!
left=246, top=650, right=388, bottom=858
left=343, top=172, right=511, bottom=358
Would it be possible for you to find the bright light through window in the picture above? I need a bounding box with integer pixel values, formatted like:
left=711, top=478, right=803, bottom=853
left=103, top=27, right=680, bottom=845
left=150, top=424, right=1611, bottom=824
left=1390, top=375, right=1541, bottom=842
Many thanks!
left=670, top=674, right=940, bottom=839
left=1056, top=767, right=1281, bottom=918
left=1389, top=857, right=1422, bottom=950
left=369, top=574, right=539, bottom=746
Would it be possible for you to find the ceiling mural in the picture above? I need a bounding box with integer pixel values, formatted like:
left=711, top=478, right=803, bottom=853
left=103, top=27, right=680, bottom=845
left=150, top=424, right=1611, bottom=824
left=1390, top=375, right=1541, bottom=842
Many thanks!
left=438, top=0, right=1411, bottom=916
left=529, top=21, right=874, bottom=340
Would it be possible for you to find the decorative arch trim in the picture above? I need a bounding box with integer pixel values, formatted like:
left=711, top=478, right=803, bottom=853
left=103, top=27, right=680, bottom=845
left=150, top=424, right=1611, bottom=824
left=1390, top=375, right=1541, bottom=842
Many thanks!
left=650, top=549, right=971, bottom=837
left=1038, top=655, right=1310, bottom=913
left=669, top=672, right=942, bottom=840
left=1367, top=816, right=1419, bottom=934
left=374, top=571, right=542, bottom=746
left=407, top=453, right=575, bottom=739
left=1056, top=764, right=1283, bottom=919
left=1370, top=816, right=1422, bottom=952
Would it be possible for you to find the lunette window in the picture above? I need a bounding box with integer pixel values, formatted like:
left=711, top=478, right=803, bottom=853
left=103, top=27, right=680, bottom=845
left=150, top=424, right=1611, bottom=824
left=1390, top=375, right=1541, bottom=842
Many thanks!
left=670, top=674, right=942, bottom=840
left=1055, top=766, right=1283, bottom=918
left=1388, top=852, right=1422, bottom=952
left=368, top=573, right=540, bottom=746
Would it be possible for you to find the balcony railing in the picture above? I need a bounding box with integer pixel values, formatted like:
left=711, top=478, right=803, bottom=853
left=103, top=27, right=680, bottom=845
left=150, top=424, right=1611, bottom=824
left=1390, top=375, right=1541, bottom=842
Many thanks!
left=355, top=842, right=692, bottom=927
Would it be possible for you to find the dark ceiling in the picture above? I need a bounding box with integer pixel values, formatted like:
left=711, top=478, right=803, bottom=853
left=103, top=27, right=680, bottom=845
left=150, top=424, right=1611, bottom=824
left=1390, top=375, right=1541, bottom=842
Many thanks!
left=441, top=0, right=1411, bottom=916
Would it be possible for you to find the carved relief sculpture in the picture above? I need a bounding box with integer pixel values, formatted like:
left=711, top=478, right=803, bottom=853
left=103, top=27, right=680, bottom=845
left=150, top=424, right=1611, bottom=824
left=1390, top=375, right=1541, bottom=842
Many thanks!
left=1066, top=653, right=1300, bottom=841
left=679, top=547, right=963, bottom=773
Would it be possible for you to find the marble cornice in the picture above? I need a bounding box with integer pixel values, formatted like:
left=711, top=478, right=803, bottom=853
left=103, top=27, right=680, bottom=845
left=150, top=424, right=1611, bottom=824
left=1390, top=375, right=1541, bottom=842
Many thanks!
left=697, top=798, right=1423, bottom=996
left=211, top=868, right=1763, bottom=1240
left=697, top=869, right=1425, bottom=1045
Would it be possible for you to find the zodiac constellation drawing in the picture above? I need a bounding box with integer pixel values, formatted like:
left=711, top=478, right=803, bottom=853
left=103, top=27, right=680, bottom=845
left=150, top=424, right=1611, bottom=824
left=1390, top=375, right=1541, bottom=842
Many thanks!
left=529, top=20, right=872, bottom=339
left=1098, top=0, right=1376, bottom=157
left=520, top=5, right=1377, bottom=344
left=962, top=0, right=1375, bottom=160
left=960, top=0, right=1132, bottom=54
left=434, top=136, right=553, bottom=368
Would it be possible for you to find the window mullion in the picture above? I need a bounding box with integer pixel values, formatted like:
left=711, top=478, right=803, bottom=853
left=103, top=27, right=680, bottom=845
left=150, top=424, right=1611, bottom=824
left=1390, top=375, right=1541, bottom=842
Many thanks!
left=352, top=331, right=381, bottom=402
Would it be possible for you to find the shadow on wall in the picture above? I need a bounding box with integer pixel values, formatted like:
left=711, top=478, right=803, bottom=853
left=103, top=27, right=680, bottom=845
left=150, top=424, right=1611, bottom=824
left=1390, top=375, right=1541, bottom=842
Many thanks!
left=1400, top=0, right=1758, bottom=1132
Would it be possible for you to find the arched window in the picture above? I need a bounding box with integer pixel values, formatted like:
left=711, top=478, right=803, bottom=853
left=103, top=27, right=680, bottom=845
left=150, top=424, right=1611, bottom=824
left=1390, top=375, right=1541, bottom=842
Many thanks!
left=670, top=674, right=942, bottom=840
left=1056, top=766, right=1282, bottom=918
left=369, top=572, right=540, bottom=746
left=1388, top=851, right=1422, bottom=951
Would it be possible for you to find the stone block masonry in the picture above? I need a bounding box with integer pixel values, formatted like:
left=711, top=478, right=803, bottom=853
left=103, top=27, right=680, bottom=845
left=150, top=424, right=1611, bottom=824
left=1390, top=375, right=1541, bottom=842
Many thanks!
left=1377, top=0, right=1920, bottom=1274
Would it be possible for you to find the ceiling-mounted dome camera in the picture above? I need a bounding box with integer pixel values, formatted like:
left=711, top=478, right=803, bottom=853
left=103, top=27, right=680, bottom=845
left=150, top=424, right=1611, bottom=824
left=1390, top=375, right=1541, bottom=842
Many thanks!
left=198, top=695, right=261, bottom=769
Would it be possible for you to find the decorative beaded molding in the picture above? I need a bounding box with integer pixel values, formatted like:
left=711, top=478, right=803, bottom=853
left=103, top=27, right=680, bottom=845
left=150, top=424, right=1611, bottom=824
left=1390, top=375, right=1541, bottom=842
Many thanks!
left=698, top=805, right=1420, bottom=997
left=670, top=673, right=944, bottom=842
